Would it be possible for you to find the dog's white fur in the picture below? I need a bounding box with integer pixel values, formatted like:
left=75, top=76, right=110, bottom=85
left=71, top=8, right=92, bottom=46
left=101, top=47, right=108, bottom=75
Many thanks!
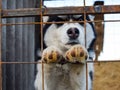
left=34, top=15, right=95, bottom=90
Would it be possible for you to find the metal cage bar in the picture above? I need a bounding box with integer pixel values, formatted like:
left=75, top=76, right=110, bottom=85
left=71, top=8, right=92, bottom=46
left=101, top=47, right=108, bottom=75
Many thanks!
left=83, top=0, right=88, bottom=90
left=40, top=0, right=45, bottom=90
left=0, top=0, right=120, bottom=90
left=0, top=0, right=2, bottom=89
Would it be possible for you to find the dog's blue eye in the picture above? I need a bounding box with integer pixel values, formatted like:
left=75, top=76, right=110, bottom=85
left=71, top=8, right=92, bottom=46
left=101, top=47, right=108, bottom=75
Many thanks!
left=56, top=16, right=68, bottom=21
left=55, top=17, right=67, bottom=27
left=73, top=15, right=84, bottom=21
left=56, top=23, right=64, bottom=27
left=72, top=15, right=84, bottom=26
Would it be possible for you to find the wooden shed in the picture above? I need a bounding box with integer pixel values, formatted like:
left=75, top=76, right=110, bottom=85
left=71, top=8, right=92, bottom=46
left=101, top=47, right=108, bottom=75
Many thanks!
left=1, top=0, right=40, bottom=90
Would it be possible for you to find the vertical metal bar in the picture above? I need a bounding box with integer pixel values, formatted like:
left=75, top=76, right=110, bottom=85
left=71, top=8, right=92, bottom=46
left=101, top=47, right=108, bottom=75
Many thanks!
left=86, top=63, right=88, bottom=90
left=0, top=0, right=2, bottom=89
left=40, top=0, right=44, bottom=90
left=83, top=0, right=88, bottom=90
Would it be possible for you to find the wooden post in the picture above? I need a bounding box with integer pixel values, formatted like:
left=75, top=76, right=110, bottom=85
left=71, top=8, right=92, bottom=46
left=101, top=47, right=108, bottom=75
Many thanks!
left=94, top=1, right=104, bottom=60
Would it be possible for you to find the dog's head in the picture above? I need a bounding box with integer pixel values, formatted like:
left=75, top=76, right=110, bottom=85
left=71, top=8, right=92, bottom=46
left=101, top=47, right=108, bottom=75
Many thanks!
left=43, top=15, right=96, bottom=51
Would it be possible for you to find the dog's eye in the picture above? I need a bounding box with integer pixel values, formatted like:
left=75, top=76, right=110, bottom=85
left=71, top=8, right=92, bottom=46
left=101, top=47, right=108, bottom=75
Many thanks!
left=73, top=15, right=84, bottom=26
left=55, top=17, right=65, bottom=27
left=55, top=16, right=67, bottom=27
left=57, top=16, right=68, bottom=21
left=57, top=17, right=66, bottom=21
left=73, top=15, right=84, bottom=21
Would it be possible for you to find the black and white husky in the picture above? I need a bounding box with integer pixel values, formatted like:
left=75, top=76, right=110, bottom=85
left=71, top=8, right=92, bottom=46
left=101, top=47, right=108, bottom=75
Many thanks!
left=34, top=15, right=96, bottom=90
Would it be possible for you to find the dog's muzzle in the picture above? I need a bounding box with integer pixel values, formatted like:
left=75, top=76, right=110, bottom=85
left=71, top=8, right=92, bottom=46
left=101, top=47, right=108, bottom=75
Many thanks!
left=66, top=28, right=80, bottom=45
left=67, top=28, right=79, bottom=39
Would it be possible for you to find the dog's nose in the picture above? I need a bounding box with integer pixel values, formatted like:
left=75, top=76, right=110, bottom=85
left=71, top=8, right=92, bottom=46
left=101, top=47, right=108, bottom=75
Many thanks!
left=67, top=28, right=79, bottom=39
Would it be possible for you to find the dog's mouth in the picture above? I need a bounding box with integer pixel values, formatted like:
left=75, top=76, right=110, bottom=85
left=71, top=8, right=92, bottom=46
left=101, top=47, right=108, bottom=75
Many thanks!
left=66, top=40, right=79, bottom=45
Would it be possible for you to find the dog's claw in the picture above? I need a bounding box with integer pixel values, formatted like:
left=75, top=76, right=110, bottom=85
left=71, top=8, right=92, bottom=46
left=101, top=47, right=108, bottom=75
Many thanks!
left=65, top=45, right=88, bottom=63
left=42, top=47, right=62, bottom=63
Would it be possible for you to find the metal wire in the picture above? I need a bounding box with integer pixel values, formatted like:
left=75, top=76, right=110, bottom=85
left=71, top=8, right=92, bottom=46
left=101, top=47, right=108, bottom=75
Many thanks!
left=1, top=19, right=120, bottom=26
left=40, top=0, right=45, bottom=90
left=0, top=57, right=119, bottom=63
left=0, top=0, right=2, bottom=89
left=0, top=0, right=120, bottom=90
left=83, top=0, right=89, bottom=90
left=0, top=59, right=120, bottom=64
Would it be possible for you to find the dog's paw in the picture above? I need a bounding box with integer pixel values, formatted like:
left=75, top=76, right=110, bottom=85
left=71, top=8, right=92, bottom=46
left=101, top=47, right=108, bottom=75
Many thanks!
left=65, top=45, right=88, bottom=63
left=42, top=46, right=62, bottom=63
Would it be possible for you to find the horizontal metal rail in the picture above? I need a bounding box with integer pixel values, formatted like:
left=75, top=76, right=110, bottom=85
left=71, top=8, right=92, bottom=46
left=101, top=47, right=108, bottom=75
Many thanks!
left=1, top=19, right=120, bottom=26
left=0, top=5, right=120, bottom=18
left=0, top=60, right=120, bottom=64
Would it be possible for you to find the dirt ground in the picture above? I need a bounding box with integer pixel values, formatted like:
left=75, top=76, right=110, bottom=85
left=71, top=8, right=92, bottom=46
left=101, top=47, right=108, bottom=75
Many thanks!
left=93, top=62, right=120, bottom=90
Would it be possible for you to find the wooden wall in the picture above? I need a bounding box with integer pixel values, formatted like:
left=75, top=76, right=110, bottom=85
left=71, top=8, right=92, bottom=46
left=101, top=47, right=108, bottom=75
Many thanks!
left=1, top=0, right=38, bottom=90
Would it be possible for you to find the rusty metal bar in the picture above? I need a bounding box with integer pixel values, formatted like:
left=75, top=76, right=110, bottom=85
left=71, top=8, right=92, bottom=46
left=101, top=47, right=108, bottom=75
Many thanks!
left=1, top=62, right=41, bottom=64
left=83, top=0, right=88, bottom=90
left=40, top=0, right=45, bottom=90
left=1, top=5, right=120, bottom=18
left=0, top=0, right=2, bottom=89
left=1, top=19, right=120, bottom=26
left=1, top=60, right=120, bottom=64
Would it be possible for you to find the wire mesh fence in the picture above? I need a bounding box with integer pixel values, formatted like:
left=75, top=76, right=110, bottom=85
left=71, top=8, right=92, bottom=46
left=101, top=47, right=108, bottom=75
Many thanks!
left=0, top=0, right=120, bottom=90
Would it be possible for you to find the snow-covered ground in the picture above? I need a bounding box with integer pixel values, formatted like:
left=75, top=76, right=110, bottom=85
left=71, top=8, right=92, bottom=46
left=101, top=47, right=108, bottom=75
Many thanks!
left=44, top=0, right=120, bottom=61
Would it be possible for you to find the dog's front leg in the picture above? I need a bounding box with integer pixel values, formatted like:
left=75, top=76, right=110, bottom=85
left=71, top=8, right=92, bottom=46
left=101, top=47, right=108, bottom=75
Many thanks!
left=35, top=46, right=64, bottom=90
left=64, top=45, right=88, bottom=90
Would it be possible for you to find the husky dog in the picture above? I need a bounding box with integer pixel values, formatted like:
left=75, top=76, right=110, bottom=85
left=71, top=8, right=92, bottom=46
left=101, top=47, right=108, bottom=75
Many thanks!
left=34, top=15, right=96, bottom=90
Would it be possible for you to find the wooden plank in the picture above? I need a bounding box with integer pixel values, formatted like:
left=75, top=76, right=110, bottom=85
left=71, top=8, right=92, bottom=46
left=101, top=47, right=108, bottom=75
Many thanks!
left=1, top=1, right=7, bottom=90
left=1, top=5, right=120, bottom=18
left=27, top=1, right=35, bottom=90
left=22, top=0, right=29, bottom=90
left=5, top=0, right=16, bottom=90
left=22, top=23, right=28, bottom=90
left=2, top=8, right=41, bottom=18
left=14, top=0, right=23, bottom=90
left=94, top=1, right=104, bottom=60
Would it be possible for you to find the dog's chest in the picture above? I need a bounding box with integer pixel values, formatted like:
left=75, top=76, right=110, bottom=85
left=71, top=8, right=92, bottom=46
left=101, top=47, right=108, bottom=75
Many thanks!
left=44, top=64, right=86, bottom=90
